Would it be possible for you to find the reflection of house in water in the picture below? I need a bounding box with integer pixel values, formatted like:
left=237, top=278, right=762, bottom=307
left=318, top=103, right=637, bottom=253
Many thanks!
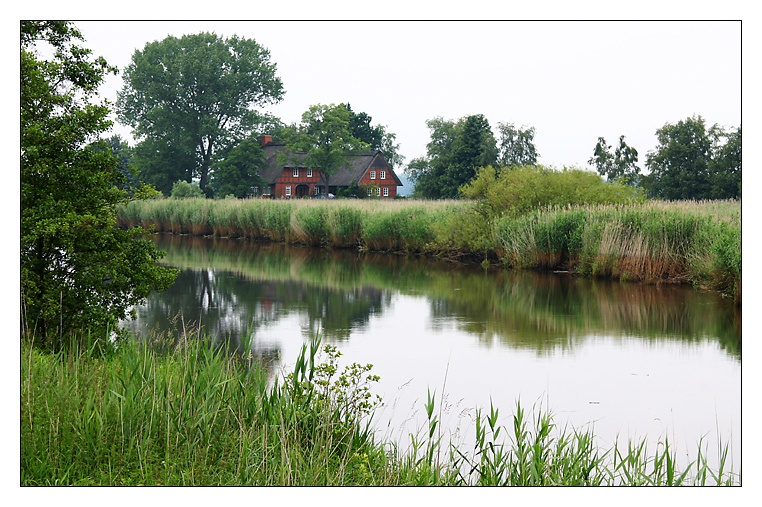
left=258, top=297, right=276, bottom=319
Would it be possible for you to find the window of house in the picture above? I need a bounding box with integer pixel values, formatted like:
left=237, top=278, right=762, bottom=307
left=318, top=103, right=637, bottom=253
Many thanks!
left=380, top=170, right=386, bottom=180
left=252, top=186, right=259, bottom=195
left=376, top=187, right=381, bottom=195
left=293, top=168, right=299, bottom=177
left=285, top=185, right=292, bottom=196
left=307, top=168, right=313, bottom=178
left=367, top=187, right=373, bottom=196
left=383, top=187, right=389, bottom=197
left=313, top=186, right=319, bottom=196
left=370, top=170, right=376, bottom=179
left=263, top=186, right=271, bottom=196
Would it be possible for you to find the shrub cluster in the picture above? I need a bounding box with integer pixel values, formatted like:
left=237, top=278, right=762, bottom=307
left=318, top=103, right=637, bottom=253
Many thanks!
left=460, top=165, right=644, bottom=220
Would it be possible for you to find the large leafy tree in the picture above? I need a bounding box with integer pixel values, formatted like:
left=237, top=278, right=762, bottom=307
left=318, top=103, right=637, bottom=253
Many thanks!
left=643, top=116, right=713, bottom=200
left=406, top=117, right=458, bottom=199
left=588, top=135, right=640, bottom=186
left=209, top=135, right=266, bottom=198
left=497, top=122, right=538, bottom=167
left=407, top=115, right=497, bottom=199
left=21, top=21, right=177, bottom=349
left=116, top=32, right=284, bottom=193
left=282, top=103, right=368, bottom=196
left=708, top=125, right=741, bottom=199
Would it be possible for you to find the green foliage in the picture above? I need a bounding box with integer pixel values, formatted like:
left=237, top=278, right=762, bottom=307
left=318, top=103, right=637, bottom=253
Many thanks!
left=342, top=104, right=405, bottom=170
left=408, top=115, right=497, bottom=199
left=281, top=103, right=369, bottom=197
left=117, top=32, right=284, bottom=191
left=20, top=332, right=384, bottom=486
left=643, top=116, right=740, bottom=200
left=130, top=136, right=196, bottom=196
left=708, top=125, right=742, bottom=199
left=588, top=135, right=640, bottom=185
left=209, top=135, right=266, bottom=198
left=461, top=165, right=643, bottom=220
left=336, top=181, right=367, bottom=199
left=497, top=122, right=539, bottom=167
left=21, top=21, right=177, bottom=349
left=170, top=180, right=205, bottom=199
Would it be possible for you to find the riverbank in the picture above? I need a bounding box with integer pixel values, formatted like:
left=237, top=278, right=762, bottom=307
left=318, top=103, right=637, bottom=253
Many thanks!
left=116, top=198, right=741, bottom=303
left=21, top=332, right=740, bottom=486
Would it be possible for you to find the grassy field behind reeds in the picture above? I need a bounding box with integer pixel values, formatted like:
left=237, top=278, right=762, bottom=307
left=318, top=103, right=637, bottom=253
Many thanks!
left=21, top=330, right=740, bottom=486
left=116, top=197, right=741, bottom=301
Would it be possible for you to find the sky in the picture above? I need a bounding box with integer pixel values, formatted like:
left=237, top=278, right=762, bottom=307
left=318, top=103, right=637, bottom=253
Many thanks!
left=68, top=19, right=742, bottom=177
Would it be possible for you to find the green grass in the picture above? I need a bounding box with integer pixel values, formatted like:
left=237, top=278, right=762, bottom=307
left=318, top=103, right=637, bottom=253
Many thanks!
left=21, top=329, right=740, bottom=486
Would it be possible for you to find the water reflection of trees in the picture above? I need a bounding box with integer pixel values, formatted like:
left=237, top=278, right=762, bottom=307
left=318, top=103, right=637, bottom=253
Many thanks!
left=430, top=271, right=741, bottom=358
left=141, top=234, right=740, bottom=360
left=127, top=263, right=390, bottom=343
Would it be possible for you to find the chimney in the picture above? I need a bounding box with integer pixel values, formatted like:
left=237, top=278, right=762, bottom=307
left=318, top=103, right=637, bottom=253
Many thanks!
left=260, top=135, right=273, bottom=147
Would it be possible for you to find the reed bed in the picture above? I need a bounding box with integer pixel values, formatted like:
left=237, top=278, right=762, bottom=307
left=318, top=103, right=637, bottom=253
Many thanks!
left=494, top=200, right=741, bottom=302
left=117, top=198, right=472, bottom=254
left=21, top=329, right=740, bottom=486
left=116, top=198, right=741, bottom=300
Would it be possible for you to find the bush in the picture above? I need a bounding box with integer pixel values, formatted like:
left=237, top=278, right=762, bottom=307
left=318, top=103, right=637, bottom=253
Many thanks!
left=170, top=180, right=205, bottom=199
left=460, top=165, right=644, bottom=220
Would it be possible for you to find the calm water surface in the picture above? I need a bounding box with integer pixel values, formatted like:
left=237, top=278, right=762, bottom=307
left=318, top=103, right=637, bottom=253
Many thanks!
left=126, top=234, right=741, bottom=472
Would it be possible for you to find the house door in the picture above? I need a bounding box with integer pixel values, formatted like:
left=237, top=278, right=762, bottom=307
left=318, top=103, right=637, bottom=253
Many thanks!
left=295, top=184, right=309, bottom=197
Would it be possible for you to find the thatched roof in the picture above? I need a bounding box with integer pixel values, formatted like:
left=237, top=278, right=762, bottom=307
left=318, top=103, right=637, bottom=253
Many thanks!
left=260, top=142, right=402, bottom=187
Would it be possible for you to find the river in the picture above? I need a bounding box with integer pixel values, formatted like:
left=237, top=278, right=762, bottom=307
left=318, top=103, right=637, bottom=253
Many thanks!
left=124, top=233, right=741, bottom=474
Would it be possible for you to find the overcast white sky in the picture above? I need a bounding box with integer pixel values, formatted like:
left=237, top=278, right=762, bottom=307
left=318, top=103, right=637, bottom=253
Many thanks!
left=69, top=18, right=741, bottom=175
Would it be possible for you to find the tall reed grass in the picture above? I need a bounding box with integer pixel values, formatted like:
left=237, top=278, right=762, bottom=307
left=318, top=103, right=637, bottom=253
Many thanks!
left=21, top=327, right=740, bottom=486
left=494, top=200, right=741, bottom=303
left=116, top=197, right=741, bottom=300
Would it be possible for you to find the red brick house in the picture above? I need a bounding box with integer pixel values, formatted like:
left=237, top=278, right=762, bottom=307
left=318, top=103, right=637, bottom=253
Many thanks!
left=255, top=135, right=402, bottom=198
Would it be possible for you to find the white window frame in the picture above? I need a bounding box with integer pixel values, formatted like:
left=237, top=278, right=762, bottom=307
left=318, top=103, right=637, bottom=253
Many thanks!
left=376, top=187, right=381, bottom=196
left=263, top=186, right=271, bottom=196
left=307, top=168, right=313, bottom=178
left=370, top=170, right=376, bottom=180
left=383, top=187, right=389, bottom=197
left=293, top=168, right=299, bottom=177
left=367, top=187, right=373, bottom=196
left=380, top=170, right=386, bottom=180
left=285, top=185, right=292, bottom=196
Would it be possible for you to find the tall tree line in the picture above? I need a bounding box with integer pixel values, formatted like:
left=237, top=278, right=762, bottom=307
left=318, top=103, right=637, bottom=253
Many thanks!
left=591, top=116, right=741, bottom=200
left=407, top=116, right=538, bottom=199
